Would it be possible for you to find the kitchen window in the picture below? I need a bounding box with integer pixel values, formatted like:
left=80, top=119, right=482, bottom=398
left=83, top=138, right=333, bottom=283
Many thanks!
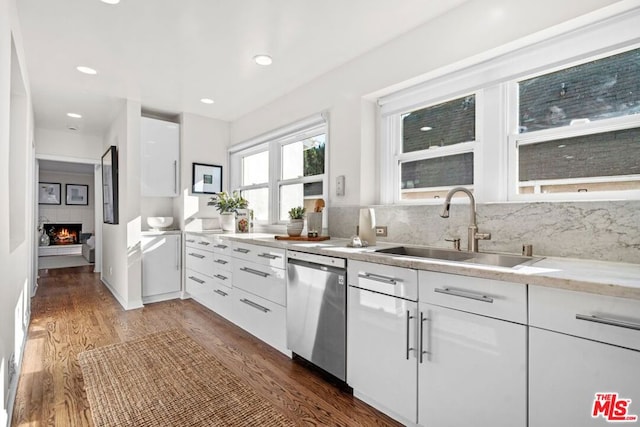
left=229, top=114, right=328, bottom=225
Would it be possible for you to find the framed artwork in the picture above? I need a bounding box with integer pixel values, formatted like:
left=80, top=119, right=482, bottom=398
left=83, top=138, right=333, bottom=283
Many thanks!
left=192, top=163, right=222, bottom=195
left=38, top=182, right=61, bottom=205
left=66, top=184, right=89, bottom=205
left=102, top=145, right=119, bottom=224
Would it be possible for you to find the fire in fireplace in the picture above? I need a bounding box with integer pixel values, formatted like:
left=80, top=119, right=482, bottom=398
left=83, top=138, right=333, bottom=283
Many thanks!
left=43, top=223, right=82, bottom=245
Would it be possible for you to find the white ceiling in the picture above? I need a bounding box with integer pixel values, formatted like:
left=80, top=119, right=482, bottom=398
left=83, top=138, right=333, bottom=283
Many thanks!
left=16, top=0, right=469, bottom=135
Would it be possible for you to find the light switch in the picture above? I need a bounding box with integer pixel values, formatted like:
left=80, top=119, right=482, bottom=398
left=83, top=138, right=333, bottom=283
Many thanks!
left=336, top=175, right=345, bottom=196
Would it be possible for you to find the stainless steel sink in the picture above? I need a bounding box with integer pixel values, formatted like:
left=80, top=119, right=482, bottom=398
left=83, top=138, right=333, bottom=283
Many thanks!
left=375, top=246, right=541, bottom=268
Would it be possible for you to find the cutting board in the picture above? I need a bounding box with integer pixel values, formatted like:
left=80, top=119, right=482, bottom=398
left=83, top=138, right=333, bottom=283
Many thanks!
left=274, top=235, right=330, bottom=241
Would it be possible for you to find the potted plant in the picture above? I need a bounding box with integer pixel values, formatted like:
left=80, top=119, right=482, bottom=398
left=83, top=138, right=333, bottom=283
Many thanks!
left=287, top=206, right=306, bottom=237
left=208, top=191, right=248, bottom=231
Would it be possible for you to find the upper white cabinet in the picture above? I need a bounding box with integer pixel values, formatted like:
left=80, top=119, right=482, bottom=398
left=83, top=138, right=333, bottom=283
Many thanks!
left=141, top=116, right=180, bottom=197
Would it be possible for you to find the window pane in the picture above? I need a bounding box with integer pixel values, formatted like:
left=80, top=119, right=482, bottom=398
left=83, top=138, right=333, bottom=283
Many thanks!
left=402, top=95, right=475, bottom=153
left=242, top=151, right=269, bottom=185
left=282, top=134, right=326, bottom=180
left=400, top=153, right=474, bottom=200
left=241, top=188, right=269, bottom=221
left=279, top=182, right=323, bottom=221
left=519, top=48, right=640, bottom=133
left=518, top=127, right=640, bottom=193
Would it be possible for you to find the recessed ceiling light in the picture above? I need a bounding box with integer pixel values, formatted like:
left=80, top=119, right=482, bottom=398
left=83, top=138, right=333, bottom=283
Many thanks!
left=420, top=126, right=433, bottom=131
left=200, top=98, right=215, bottom=104
left=253, top=54, right=273, bottom=66
left=67, top=113, right=82, bottom=118
left=101, top=0, right=120, bottom=4
left=76, top=66, right=97, bottom=75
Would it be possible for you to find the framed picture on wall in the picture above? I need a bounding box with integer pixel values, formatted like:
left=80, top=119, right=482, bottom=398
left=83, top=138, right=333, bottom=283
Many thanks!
left=102, top=145, right=119, bottom=224
left=38, top=182, right=61, bottom=205
left=192, top=162, right=222, bottom=195
left=66, top=184, right=89, bottom=205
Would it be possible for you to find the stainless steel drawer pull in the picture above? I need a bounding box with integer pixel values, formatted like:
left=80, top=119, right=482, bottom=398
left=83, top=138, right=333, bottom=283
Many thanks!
left=575, top=314, right=640, bottom=331
left=188, top=276, right=205, bottom=284
left=186, top=239, right=195, bottom=243
left=214, top=259, right=228, bottom=265
left=240, top=267, right=269, bottom=278
left=234, top=248, right=250, bottom=254
left=215, top=244, right=228, bottom=249
left=434, top=287, right=494, bottom=303
left=214, top=274, right=228, bottom=281
left=188, top=253, right=206, bottom=259
left=406, top=310, right=414, bottom=360
left=419, top=312, right=427, bottom=364
left=197, top=241, right=210, bottom=246
left=240, top=298, right=270, bottom=313
left=214, top=289, right=228, bottom=297
left=358, top=272, right=398, bottom=285
left=258, top=253, right=280, bottom=259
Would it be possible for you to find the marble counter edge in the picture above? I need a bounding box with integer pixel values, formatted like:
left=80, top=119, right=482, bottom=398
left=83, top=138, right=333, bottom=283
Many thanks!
left=142, top=229, right=182, bottom=236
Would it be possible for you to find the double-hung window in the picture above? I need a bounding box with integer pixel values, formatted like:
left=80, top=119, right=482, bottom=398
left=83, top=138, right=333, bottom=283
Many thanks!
left=230, top=114, right=328, bottom=225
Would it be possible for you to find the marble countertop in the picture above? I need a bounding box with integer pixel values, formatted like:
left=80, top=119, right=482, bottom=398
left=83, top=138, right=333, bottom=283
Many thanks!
left=184, top=231, right=640, bottom=300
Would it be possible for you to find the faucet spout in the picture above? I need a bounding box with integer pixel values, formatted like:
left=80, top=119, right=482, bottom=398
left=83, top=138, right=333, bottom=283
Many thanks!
left=439, top=187, right=490, bottom=252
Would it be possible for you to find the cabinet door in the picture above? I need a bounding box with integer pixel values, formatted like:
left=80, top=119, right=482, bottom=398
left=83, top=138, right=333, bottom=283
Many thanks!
left=347, top=286, right=418, bottom=424
left=141, top=234, right=181, bottom=298
left=141, top=116, right=179, bottom=197
left=530, top=327, right=640, bottom=427
left=418, top=303, right=527, bottom=427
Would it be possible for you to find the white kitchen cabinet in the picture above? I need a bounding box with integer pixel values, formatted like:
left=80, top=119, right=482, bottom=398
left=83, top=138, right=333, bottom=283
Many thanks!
left=529, top=286, right=640, bottom=426
left=347, top=260, right=419, bottom=425
left=141, top=233, right=181, bottom=303
left=418, top=271, right=527, bottom=427
left=140, top=116, right=179, bottom=197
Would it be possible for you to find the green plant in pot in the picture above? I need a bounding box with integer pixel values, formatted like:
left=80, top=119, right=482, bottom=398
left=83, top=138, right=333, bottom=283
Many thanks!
left=287, top=206, right=306, bottom=237
left=208, top=191, right=248, bottom=231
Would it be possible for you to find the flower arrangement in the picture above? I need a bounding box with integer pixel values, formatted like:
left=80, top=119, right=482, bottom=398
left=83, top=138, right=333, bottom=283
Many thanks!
left=288, top=206, right=306, bottom=219
left=208, top=191, right=248, bottom=214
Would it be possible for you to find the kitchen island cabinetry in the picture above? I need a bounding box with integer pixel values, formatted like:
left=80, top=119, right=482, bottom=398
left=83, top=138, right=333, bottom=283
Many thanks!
left=418, top=271, right=527, bottom=427
left=141, top=232, right=181, bottom=303
left=529, top=286, right=640, bottom=426
left=140, top=116, right=179, bottom=197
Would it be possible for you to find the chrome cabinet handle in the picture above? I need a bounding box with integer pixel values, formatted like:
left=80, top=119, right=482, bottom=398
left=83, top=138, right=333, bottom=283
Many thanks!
left=214, top=259, right=228, bottom=265
left=197, top=241, right=211, bottom=246
left=419, top=312, right=427, bottom=364
left=173, top=160, right=178, bottom=194
left=186, top=239, right=195, bottom=243
left=234, top=248, right=250, bottom=254
left=188, top=253, right=205, bottom=259
left=406, top=310, right=414, bottom=360
left=176, top=237, right=180, bottom=270
left=434, top=287, right=494, bottom=303
left=215, top=244, right=228, bottom=249
left=576, top=314, right=640, bottom=331
left=214, top=289, right=228, bottom=297
left=214, top=274, right=228, bottom=281
left=240, top=267, right=269, bottom=278
left=258, top=253, right=280, bottom=259
left=240, top=298, right=270, bottom=313
left=358, top=272, right=398, bottom=285
left=188, top=276, right=205, bottom=284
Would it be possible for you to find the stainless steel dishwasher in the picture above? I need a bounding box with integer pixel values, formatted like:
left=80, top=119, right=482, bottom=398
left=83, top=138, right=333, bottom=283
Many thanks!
left=287, top=251, right=347, bottom=381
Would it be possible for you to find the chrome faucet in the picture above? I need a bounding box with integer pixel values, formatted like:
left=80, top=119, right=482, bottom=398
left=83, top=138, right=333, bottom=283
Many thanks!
left=440, top=187, right=491, bottom=252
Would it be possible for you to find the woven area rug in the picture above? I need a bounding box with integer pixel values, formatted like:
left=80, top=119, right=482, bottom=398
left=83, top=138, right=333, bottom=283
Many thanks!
left=78, top=329, right=294, bottom=427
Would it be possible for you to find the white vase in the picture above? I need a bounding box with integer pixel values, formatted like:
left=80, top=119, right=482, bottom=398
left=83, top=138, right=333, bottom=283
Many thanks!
left=219, top=212, right=236, bottom=232
left=287, top=219, right=304, bottom=237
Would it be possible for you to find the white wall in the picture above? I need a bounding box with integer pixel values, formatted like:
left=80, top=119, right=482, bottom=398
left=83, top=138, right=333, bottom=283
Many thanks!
left=38, top=171, right=95, bottom=234
left=229, top=0, right=622, bottom=206
left=0, top=0, right=35, bottom=424
left=35, top=127, right=103, bottom=161
left=177, top=112, right=229, bottom=231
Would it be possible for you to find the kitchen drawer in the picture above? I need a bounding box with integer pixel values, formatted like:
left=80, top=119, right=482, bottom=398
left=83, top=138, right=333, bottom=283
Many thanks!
left=207, top=284, right=235, bottom=322
left=232, top=259, right=286, bottom=306
left=185, top=269, right=212, bottom=298
left=232, top=286, right=287, bottom=354
left=212, top=238, right=232, bottom=256
left=529, top=285, right=640, bottom=351
left=419, top=271, right=527, bottom=324
left=231, top=241, right=286, bottom=270
left=184, top=247, right=214, bottom=277
left=348, top=260, right=418, bottom=301
left=212, top=253, right=232, bottom=273
left=184, top=233, right=216, bottom=252
left=212, top=269, right=232, bottom=289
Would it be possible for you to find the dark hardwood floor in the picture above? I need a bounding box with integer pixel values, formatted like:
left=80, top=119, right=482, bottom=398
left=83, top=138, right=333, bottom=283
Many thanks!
left=11, top=266, right=401, bottom=426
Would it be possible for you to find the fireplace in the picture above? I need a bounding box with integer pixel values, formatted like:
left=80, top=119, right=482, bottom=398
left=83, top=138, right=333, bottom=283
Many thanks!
left=43, top=223, right=82, bottom=246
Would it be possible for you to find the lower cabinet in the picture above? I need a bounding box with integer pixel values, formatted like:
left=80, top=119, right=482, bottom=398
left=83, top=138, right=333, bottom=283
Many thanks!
left=141, top=233, right=181, bottom=302
left=232, top=287, right=287, bottom=354
left=419, top=302, right=527, bottom=427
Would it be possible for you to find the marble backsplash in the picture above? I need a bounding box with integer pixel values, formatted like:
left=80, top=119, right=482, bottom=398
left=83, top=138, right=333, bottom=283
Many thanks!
left=328, top=201, right=640, bottom=264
